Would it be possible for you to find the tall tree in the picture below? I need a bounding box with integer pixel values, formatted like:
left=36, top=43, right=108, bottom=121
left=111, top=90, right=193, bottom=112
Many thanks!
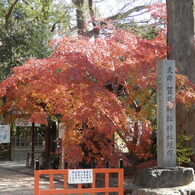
left=166, top=0, right=195, bottom=150
left=167, top=0, right=195, bottom=83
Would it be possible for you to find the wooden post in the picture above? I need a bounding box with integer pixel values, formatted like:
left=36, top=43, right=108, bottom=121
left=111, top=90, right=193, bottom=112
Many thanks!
left=31, top=123, right=35, bottom=168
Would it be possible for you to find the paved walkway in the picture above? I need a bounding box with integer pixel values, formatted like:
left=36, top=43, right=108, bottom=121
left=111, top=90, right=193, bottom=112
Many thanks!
left=0, top=161, right=34, bottom=195
left=0, top=161, right=50, bottom=195
left=1, top=161, right=195, bottom=195
left=0, top=160, right=33, bottom=175
left=0, top=167, right=35, bottom=195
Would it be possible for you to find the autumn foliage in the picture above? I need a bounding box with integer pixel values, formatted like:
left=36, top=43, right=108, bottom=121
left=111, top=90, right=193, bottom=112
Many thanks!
left=0, top=8, right=194, bottom=166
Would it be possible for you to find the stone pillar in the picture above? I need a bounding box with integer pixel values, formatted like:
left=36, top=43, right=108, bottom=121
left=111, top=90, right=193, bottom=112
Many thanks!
left=157, top=60, right=176, bottom=167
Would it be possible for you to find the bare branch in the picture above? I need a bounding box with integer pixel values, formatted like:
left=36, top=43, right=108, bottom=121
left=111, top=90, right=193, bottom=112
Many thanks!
left=106, top=5, right=147, bottom=21
left=88, top=0, right=95, bottom=18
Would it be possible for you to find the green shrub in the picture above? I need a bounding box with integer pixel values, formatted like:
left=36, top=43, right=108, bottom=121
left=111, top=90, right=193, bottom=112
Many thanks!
left=176, top=135, right=193, bottom=166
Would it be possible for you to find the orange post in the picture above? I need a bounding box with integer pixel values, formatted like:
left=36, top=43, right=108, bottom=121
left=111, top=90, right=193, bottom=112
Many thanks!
left=49, top=174, right=54, bottom=189
left=91, top=171, right=96, bottom=195
left=105, top=172, right=109, bottom=195
left=118, top=169, right=124, bottom=195
left=34, top=170, right=40, bottom=195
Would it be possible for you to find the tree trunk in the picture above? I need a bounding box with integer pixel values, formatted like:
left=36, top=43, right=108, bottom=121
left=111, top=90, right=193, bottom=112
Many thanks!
left=50, top=122, right=57, bottom=153
left=72, top=0, right=85, bottom=35
left=166, top=0, right=195, bottom=153
left=43, top=124, right=50, bottom=169
left=167, top=0, right=195, bottom=83
left=43, top=121, right=57, bottom=169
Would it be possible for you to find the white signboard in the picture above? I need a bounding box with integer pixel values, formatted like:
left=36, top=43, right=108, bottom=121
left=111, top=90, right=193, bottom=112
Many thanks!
left=68, top=169, right=93, bottom=184
left=0, top=125, right=10, bottom=143
left=15, top=118, right=40, bottom=127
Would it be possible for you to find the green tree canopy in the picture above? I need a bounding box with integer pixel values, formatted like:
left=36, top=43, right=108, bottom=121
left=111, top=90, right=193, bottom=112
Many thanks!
left=0, top=0, right=71, bottom=80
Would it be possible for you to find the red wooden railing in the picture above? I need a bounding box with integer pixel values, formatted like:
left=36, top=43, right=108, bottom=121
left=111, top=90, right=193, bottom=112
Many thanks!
left=34, top=168, right=124, bottom=195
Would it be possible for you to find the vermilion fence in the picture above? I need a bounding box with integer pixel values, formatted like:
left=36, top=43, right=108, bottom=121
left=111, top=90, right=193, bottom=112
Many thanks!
left=34, top=168, right=124, bottom=195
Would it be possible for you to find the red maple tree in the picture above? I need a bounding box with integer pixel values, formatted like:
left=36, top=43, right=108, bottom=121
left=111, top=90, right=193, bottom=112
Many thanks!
left=0, top=8, right=194, bottom=167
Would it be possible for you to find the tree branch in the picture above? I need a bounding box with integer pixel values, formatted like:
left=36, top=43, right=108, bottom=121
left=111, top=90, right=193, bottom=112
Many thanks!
left=140, top=88, right=156, bottom=108
left=99, top=109, right=130, bottom=151
left=88, top=0, right=95, bottom=19
left=5, top=0, right=20, bottom=29
left=88, top=0, right=101, bottom=38
left=106, top=5, right=147, bottom=21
